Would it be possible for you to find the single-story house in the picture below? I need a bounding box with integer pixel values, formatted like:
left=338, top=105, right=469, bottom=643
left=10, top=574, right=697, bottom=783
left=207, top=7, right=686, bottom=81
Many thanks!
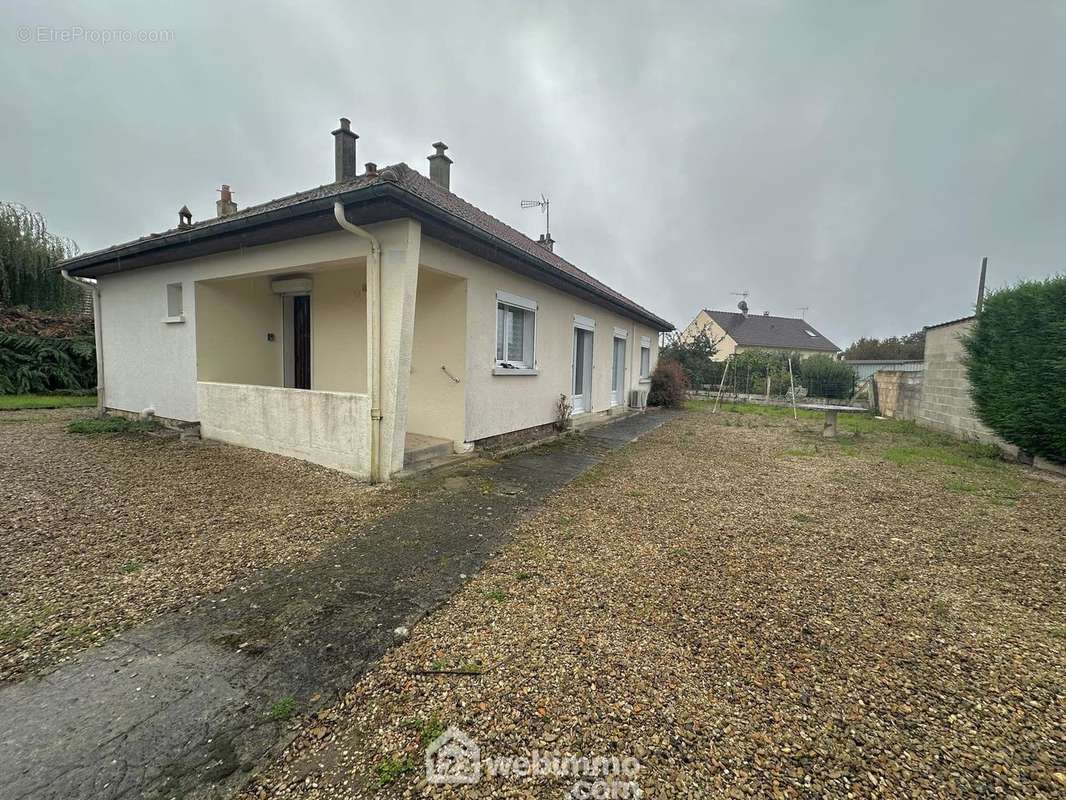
left=681, top=309, right=839, bottom=360
left=60, top=119, right=672, bottom=482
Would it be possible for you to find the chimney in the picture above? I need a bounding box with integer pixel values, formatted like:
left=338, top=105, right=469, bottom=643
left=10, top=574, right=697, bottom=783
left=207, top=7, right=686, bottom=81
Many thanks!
left=536, top=233, right=555, bottom=253
left=332, top=118, right=359, bottom=181
left=216, top=184, right=237, bottom=217
left=427, top=141, right=452, bottom=190
left=178, top=205, right=192, bottom=229
left=364, top=162, right=378, bottom=177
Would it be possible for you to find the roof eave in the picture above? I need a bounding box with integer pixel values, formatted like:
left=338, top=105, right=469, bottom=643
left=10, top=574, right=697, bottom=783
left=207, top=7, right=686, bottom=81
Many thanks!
left=60, top=182, right=673, bottom=332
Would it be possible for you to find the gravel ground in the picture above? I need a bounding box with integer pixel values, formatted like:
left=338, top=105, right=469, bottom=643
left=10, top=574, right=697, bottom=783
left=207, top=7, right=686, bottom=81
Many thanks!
left=240, top=406, right=1066, bottom=799
left=0, top=408, right=404, bottom=682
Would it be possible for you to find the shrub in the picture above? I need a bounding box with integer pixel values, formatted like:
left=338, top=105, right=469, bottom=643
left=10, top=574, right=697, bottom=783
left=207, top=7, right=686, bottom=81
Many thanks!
left=962, top=276, right=1066, bottom=463
left=0, top=332, right=96, bottom=394
left=647, top=359, right=689, bottom=408
left=659, top=329, right=719, bottom=388
left=797, top=355, right=855, bottom=399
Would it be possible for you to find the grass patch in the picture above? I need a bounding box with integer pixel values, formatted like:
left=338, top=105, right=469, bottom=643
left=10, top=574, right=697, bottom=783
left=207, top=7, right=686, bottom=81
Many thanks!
left=515, top=571, right=534, bottom=581
left=376, top=756, right=415, bottom=787
left=792, top=513, right=814, bottom=524
left=945, top=478, right=978, bottom=493
left=267, top=696, right=296, bottom=721
left=884, top=442, right=1000, bottom=469
left=0, top=393, right=96, bottom=410
left=402, top=713, right=446, bottom=746
left=0, top=623, right=31, bottom=644
left=120, top=562, right=142, bottom=574
left=485, top=588, right=508, bottom=602
left=68, top=416, right=158, bottom=435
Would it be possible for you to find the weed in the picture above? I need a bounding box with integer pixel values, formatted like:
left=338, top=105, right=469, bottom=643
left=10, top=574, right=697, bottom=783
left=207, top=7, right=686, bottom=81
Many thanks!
left=375, top=756, right=415, bottom=786
left=120, top=562, right=142, bottom=574
left=781, top=448, right=815, bottom=457
left=485, top=588, right=508, bottom=602
left=792, top=513, right=813, bottom=524
left=68, top=417, right=158, bottom=435
left=479, top=478, right=495, bottom=495
left=624, top=489, right=645, bottom=497
left=402, top=714, right=446, bottom=746
left=945, top=478, right=978, bottom=493
left=267, top=696, right=296, bottom=721
left=515, top=571, right=534, bottom=581
left=0, top=624, right=30, bottom=644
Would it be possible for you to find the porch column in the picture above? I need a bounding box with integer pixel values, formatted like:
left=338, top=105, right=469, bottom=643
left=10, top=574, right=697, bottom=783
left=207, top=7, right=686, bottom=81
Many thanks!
left=376, top=219, right=422, bottom=478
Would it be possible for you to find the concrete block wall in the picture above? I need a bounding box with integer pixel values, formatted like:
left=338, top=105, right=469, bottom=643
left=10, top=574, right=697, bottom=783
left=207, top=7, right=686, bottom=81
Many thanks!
left=916, top=319, right=1016, bottom=455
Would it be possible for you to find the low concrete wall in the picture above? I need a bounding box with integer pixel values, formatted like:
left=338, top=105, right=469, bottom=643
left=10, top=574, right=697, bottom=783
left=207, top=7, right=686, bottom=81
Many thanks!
left=917, top=319, right=1017, bottom=455
left=197, top=382, right=372, bottom=478
left=873, top=370, right=923, bottom=420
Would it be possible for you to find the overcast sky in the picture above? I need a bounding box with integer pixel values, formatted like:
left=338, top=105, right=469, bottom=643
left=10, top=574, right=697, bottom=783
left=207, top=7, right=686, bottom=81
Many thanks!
left=3, top=1, right=1064, bottom=346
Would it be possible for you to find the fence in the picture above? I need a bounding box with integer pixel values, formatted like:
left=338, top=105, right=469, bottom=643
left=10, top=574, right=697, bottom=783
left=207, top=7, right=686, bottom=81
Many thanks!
left=690, top=353, right=858, bottom=404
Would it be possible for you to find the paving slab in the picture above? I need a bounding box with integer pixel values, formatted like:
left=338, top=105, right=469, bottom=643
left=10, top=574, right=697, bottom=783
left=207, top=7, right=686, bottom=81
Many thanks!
left=0, top=411, right=674, bottom=800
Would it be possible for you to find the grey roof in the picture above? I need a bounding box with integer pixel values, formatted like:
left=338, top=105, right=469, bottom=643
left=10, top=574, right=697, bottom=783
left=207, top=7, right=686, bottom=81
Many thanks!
left=924, top=315, right=975, bottom=331
left=61, top=163, right=672, bottom=330
left=704, top=310, right=840, bottom=352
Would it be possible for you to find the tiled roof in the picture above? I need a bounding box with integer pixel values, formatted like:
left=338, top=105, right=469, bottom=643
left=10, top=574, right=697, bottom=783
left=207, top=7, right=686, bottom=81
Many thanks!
left=704, top=310, right=839, bottom=352
left=65, top=164, right=671, bottom=329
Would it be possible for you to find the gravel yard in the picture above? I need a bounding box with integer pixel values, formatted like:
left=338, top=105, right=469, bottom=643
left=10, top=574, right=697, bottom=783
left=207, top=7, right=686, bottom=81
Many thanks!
left=241, top=404, right=1066, bottom=799
left=0, top=409, right=404, bottom=682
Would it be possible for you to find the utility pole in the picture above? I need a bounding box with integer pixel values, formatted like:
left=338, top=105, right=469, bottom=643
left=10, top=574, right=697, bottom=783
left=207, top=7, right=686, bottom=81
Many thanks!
left=976, top=257, right=988, bottom=313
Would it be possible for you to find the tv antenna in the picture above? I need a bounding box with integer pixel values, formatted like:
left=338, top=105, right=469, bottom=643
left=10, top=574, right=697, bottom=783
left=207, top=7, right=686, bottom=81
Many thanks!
left=521, top=194, right=550, bottom=238
left=797, top=306, right=809, bottom=320
left=731, top=290, right=750, bottom=314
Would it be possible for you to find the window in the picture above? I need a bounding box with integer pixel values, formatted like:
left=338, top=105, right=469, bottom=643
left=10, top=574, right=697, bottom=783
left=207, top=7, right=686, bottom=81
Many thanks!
left=640, top=335, right=651, bottom=378
left=165, top=282, right=184, bottom=322
left=804, top=329, right=817, bottom=337
left=495, top=291, right=536, bottom=370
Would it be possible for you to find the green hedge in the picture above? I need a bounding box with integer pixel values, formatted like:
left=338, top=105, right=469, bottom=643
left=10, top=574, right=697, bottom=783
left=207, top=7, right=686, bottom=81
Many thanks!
left=0, top=333, right=96, bottom=394
left=962, top=276, right=1066, bottom=463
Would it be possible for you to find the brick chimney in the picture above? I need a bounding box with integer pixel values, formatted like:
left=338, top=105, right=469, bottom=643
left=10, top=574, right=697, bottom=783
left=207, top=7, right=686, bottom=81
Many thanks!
left=536, top=233, right=555, bottom=253
left=332, top=118, right=359, bottom=181
left=216, top=184, right=237, bottom=217
left=427, top=142, right=452, bottom=190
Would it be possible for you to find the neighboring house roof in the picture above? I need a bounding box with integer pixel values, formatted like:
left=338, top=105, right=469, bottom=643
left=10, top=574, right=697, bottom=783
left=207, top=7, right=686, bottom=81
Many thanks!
left=702, top=310, right=840, bottom=353
left=60, top=163, right=672, bottom=331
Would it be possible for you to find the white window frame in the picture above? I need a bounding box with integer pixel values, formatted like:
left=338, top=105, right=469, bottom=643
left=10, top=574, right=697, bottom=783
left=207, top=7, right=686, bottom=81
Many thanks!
left=494, top=290, right=538, bottom=374
left=164, top=281, right=184, bottom=323
left=639, top=335, right=651, bottom=380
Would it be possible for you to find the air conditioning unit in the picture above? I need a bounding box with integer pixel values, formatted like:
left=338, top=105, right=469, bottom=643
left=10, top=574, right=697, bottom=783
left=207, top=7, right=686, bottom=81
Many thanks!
left=629, top=389, right=648, bottom=409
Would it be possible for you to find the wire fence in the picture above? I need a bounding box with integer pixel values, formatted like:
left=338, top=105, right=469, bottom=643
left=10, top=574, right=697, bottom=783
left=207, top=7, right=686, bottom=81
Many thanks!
left=690, top=353, right=857, bottom=402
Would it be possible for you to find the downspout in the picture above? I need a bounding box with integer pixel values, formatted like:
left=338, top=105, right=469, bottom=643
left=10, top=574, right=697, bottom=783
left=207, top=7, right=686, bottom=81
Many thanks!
left=60, top=269, right=105, bottom=416
left=333, top=202, right=383, bottom=483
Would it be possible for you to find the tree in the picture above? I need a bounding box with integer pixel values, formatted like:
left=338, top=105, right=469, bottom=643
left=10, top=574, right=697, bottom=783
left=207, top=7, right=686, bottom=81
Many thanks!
left=843, top=330, right=925, bottom=360
left=659, top=329, right=719, bottom=388
left=962, top=276, right=1066, bottom=463
left=0, top=202, right=80, bottom=311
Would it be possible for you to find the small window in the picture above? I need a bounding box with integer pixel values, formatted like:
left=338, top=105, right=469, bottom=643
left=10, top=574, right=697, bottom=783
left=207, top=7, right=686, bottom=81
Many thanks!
left=165, top=282, right=184, bottom=321
left=805, top=329, right=817, bottom=337
left=640, top=336, right=651, bottom=379
left=496, top=296, right=536, bottom=369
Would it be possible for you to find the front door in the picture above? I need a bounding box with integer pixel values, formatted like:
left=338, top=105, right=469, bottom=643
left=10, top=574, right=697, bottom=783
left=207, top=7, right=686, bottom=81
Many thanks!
left=611, top=336, right=626, bottom=405
left=572, top=327, right=593, bottom=414
left=293, top=295, right=311, bottom=390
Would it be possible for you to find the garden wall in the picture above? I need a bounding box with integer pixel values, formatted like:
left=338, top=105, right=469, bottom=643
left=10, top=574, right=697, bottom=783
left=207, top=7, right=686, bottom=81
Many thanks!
left=873, top=370, right=923, bottom=419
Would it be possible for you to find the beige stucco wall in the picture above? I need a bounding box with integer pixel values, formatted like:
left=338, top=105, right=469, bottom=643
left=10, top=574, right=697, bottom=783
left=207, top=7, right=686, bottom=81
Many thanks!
left=312, top=263, right=368, bottom=393
left=197, top=381, right=371, bottom=478
left=195, top=275, right=283, bottom=387
left=408, top=267, right=467, bottom=443
left=418, top=236, right=660, bottom=442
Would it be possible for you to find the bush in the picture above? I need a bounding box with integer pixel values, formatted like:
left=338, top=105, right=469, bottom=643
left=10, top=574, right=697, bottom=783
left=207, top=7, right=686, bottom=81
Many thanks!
left=659, top=330, right=718, bottom=388
left=797, top=355, right=855, bottom=399
left=647, top=359, right=689, bottom=408
left=0, top=332, right=96, bottom=394
left=962, top=276, right=1066, bottom=463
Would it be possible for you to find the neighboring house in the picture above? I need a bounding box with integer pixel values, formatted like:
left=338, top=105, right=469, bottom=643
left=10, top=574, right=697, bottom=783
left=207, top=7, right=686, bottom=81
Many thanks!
left=59, top=119, right=672, bottom=482
left=681, top=309, right=840, bottom=360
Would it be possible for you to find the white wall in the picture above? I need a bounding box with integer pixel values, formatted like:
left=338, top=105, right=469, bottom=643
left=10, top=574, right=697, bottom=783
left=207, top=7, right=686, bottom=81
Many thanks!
left=195, top=275, right=283, bottom=386
left=198, top=382, right=371, bottom=478
left=312, top=263, right=368, bottom=393
left=408, top=267, right=467, bottom=443
left=98, top=230, right=376, bottom=421
left=418, top=236, right=661, bottom=442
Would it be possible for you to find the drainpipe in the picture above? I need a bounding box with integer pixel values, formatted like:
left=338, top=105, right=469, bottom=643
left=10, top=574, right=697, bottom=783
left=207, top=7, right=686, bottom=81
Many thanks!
left=60, top=269, right=105, bottom=416
left=333, top=202, right=383, bottom=483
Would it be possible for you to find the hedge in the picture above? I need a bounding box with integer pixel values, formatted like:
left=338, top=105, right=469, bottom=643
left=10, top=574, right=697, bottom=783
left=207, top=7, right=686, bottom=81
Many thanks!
left=0, top=332, right=96, bottom=394
left=962, top=276, right=1066, bottom=463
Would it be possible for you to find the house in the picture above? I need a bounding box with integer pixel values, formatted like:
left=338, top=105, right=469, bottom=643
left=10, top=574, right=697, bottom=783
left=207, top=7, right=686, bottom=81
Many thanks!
left=59, top=119, right=672, bottom=482
left=681, top=309, right=839, bottom=360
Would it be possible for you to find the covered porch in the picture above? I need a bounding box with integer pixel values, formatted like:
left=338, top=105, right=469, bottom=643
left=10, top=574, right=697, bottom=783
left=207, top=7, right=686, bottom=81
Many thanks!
left=191, top=225, right=468, bottom=480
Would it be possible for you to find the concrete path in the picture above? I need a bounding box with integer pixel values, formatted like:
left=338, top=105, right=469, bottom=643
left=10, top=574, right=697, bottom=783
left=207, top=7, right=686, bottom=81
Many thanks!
left=0, top=412, right=673, bottom=800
